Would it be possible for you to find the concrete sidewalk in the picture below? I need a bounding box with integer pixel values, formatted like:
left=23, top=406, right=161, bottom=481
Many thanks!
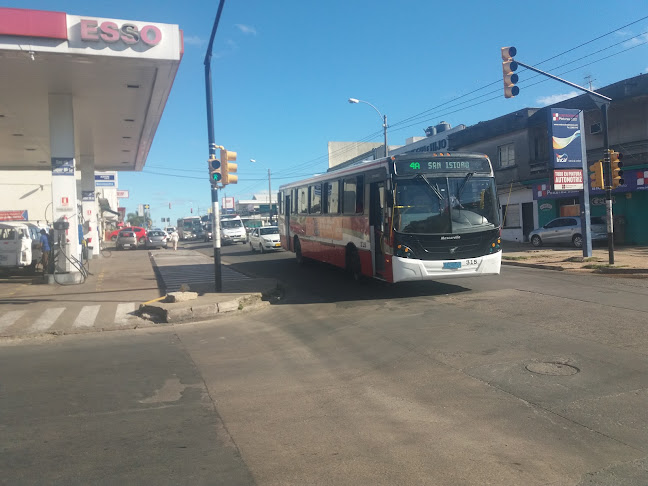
left=501, top=241, right=648, bottom=276
left=143, top=249, right=279, bottom=323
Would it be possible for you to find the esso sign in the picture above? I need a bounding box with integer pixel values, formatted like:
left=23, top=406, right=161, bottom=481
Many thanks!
left=80, top=19, right=162, bottom=47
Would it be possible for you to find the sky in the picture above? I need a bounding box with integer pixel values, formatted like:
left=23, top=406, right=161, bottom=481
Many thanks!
left=7, top=0, right=648, bottom=225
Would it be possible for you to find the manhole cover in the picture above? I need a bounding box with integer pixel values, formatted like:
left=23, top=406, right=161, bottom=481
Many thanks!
left=525, top=362, right=579, bottom=376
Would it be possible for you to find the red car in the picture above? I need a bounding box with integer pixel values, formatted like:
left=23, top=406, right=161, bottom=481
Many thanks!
left=108, top=226, right=147, bottom=246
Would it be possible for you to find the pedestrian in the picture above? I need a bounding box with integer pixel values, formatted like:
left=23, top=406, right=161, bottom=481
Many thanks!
left=39, top=229, right=51, bottom=274
left=169, top=229, right=179, bottom=250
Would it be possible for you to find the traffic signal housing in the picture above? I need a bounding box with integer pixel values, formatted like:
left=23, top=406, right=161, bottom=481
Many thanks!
left=220, top=148, right=238, bottom=185
left=501, top=46, right=519, bottom=99
left=208, top=154, right=222, bottom=187
left=589, top=160, right=604, bottom=190
left=609, top=150, right=624, bottom=189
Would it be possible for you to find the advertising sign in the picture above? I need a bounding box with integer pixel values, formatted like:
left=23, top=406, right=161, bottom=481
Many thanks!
left=82, top=190, right=95, bottom=201
left=0, top=210, right=28, bottom=221
left=534, top=168, right=647, bottom=200
left=553, top=169, right=583, bottom=191
left=95, top=174, right=115, bottom=186
left=52, top=157, right=74, bottom=176
left=548, top=109, right=583, bottom=169
left=116, top=190, right=129, bottom=198
left=222, top=197, right=235, bottom=210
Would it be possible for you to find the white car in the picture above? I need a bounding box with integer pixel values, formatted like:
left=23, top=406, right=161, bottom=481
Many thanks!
left=248, top=226, right=282, bottom=253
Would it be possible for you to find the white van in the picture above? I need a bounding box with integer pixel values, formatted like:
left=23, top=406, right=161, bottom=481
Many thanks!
left=0, top=221, right=47, bottom=271
left=220, top=216, right=247, bottom=244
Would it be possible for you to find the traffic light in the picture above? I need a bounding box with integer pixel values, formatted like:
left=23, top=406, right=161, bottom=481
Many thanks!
left=609, top=150, right=624, bottom=189
left=208, top=154, right=221, bottom=187
left=220, top=148, right=238, bottom=185
left=501, top=46, right=519, bottom=99
left=589, top=160, right=604, bottom=190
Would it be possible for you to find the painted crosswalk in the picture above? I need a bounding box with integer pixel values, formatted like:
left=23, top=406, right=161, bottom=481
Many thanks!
left=0, top=303, right=149, bottom=337
left=155, top=264, right=250, bottom=292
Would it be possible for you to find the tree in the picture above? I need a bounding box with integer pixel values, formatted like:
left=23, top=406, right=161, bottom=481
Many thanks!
left=126, top=212, right=146, bottom=227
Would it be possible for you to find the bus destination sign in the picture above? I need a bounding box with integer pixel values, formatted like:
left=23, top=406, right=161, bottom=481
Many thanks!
left=395, top=158, right=490, bottom=175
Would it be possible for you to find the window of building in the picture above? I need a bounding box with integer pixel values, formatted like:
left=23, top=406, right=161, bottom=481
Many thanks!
left=502, top=203, right=520, bottom=228
left=534, top=134, right=548, bottom=161
left=498, top=143, right=515, bottom=168
left=310, top=184, right=321, bottom=214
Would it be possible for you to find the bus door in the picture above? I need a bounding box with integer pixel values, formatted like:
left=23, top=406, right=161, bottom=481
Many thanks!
left=369, top=182, right=385, bottom=275
left=284, top=193, right=292, bottom=250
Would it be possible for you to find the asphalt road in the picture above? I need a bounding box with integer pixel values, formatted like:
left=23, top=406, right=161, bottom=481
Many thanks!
left=2, top=242, right=647, bottom=485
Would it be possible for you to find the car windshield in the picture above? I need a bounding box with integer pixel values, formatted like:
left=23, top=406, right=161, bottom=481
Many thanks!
left=120, top=231, right=134, bottom=237
left=222, top=220, right=243, bottom=229
left=394, top=176, right=499, bottom=234
left=149, top=231, right=166, bottom=237
left=260, top=227, right=279, bottom=235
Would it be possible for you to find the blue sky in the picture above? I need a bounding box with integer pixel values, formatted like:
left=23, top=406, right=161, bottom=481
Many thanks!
left=9, top=0, right=648, bottom=224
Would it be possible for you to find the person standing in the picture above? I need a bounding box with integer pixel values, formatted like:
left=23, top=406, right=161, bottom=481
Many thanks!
left=39, top=229, right=51, bottom=274
left=169, top=230, right=179, bottom=251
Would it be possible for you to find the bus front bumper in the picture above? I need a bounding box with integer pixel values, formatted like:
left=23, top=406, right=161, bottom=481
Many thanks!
left=392, top=251, right=502, bottom=282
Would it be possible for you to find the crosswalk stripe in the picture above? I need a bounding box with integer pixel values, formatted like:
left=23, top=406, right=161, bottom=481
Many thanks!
left=114, top=303, right=136, bottom=324
left=73, top=305, right=101, bottom=328
left=0, top=310, right=26, bottom=332
left=29, top=307, right=65, bottom=333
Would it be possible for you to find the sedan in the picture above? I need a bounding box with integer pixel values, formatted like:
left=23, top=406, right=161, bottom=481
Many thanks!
left=529, top=216, right=607, bottom=248
left=116, top=230, right=138, bottom=250
left=248, top=226, right=282, bottom=253
left=145, top=230, right=168, bottom=249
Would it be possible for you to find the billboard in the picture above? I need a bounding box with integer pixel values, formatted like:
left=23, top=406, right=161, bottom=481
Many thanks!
left=548, top=109, right=583, bottom=169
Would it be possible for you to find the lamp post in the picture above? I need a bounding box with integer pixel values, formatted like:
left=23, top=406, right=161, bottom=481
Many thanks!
left=348, top=98, right=388, bottom=157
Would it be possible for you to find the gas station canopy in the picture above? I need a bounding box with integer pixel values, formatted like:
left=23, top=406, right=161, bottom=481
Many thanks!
left=0, top=7, right=183, bottom=172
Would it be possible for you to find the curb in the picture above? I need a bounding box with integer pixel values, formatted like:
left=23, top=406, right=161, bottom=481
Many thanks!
left=501, top=261, right=565, bottom=271
left=139, top=293, right=266, bottom=323
left=502, top=260, right=648, bottom=277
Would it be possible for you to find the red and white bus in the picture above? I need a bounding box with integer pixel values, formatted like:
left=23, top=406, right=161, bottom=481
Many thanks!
left=277, top=152, right=502, bottom=283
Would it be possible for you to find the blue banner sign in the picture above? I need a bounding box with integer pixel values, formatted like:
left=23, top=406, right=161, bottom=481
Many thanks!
left=52, top=157, right=74, bottom=176
left=548, top=109, right=583, bottom=169
left=95, top=174, right=115, bottom=187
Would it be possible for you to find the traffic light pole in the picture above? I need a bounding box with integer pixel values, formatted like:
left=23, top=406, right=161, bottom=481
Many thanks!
left=512, top=60, right=615, bottom=264
left=204, top=0, right=227, bottom=292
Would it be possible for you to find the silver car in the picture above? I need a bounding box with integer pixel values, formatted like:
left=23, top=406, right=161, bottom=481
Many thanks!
left=116, top=229, right=138, bottom=250
left=529, top=217, right=607, bottom=248
left=145, top=230, right=168, bottom=249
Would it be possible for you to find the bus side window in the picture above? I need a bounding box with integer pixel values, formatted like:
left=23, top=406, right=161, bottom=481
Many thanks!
left=328, top=180, right=339, bottom=214
left=310, top=184, right=321, bottom=214
left=343, top=179, right=356, bottom=214
left=356, top=175, right=364, bottom=214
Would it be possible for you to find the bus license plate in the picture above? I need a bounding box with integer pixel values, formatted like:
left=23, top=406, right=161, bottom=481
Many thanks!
left=443, top=261, right=461, bottom=269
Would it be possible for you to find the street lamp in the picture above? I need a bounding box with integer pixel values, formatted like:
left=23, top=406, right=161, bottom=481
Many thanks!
left=348, top=97, right=388, bottom=157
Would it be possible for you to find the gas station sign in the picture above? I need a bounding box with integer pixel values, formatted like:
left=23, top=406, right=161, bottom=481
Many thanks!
left=80, top=19, right=162, bottom=46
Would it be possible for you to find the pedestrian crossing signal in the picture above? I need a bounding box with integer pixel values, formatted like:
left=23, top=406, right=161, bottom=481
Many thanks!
left=209, top=155, right=222, bottom=187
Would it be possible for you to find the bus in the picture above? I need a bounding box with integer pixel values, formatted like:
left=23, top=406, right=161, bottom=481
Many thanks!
left=177, top=216, right=201, bottom=240
left=277, top=152, right=501, bottom=283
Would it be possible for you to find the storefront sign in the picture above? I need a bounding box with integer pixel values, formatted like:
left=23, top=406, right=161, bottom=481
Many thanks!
left=116, top=190, right=129, bottom=199
left=0, top=210, right=28, bottom=221
left=95, top=174, right=115, bottom=187
left=548, top=109, right=583, bottom=169
left=52, top=157, right=74, bottom=176
left=553, top=169, right=583, bottom=191
left=80, top=19, right=162, bottom=46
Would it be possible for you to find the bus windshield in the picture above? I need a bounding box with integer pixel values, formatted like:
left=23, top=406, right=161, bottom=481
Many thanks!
left=394, top=176, right=499, bottom=234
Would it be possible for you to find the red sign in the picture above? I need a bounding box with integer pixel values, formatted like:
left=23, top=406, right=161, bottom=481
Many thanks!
left=0, top=210, right=28, bottom=221
left=61, top=197, right=69, bottom=206
left=80, top=19, right=162, bottom=46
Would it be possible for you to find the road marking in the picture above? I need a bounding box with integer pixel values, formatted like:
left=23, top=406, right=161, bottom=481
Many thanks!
left=29, top=307, right=65, bottom=333
left=73, top=305, right=101, bottom=328
left=0, top=310, right=26, bottom=332
left=114, top=303, right=136, bottom=324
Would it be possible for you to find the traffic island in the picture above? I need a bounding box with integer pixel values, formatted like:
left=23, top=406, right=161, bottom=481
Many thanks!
left=138, top=292, right=266, bottom=323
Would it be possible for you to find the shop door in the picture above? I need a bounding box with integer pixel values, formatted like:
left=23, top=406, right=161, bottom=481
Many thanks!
left=522, top=202, right=534, bottom=242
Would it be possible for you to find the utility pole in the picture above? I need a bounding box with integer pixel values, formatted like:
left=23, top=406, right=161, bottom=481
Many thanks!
left=268, top=169, right=272, bottom=223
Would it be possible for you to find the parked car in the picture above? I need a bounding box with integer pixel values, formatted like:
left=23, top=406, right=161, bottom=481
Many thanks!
left=145, top=230, right=168, bottom=249
left=116, top=229, right=138, bottom=250
left=529, top=216, right=607, bottom=248
left=248, top=226, right=282, bottom=253
left=109, top=226, right=147, bottom=246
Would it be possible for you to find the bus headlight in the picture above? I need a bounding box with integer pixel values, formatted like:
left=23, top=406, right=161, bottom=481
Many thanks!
left=395, top=244, right=415, bottom=258
left=489, top=236, right=502, bottom=253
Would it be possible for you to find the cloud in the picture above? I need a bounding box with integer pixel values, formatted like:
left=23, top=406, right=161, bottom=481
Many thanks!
left=184, top=35, right=206, bottom=46
left=536, top=91, right=580, bottom=106
left=623, top=32, right=648, bottom=48
left=235, top=24, right=257, bottom=35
